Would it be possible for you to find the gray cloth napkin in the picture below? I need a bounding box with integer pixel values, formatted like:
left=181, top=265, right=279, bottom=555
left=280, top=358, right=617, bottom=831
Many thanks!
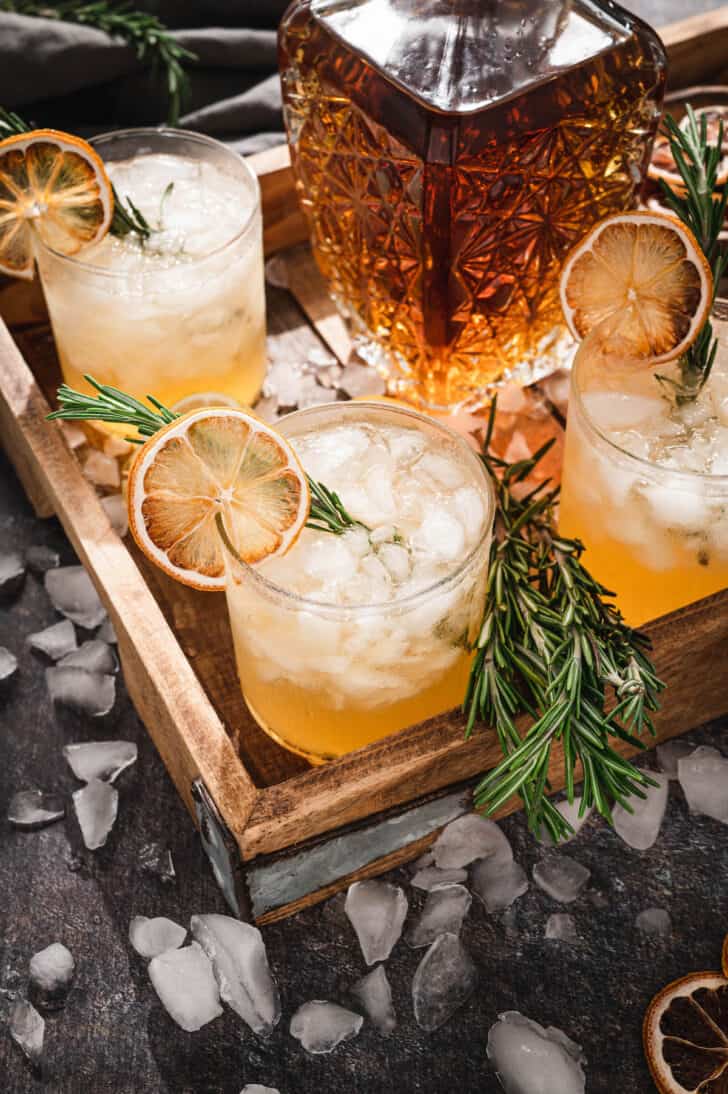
left=0, top=2, right=290, bottom=153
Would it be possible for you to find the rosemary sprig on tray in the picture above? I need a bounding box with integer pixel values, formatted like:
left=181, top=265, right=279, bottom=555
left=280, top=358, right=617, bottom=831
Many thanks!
left=657, top=106, right=728, bottom=401
left=2, top=0, right=196, bottom=125
left=47, top=377, right=364, bottom=536
left=465, top=403, right=665, bottom=844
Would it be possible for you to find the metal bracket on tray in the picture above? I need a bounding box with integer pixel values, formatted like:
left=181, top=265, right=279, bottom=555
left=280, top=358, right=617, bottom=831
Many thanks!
left=191, top=778, right=251, bottom=920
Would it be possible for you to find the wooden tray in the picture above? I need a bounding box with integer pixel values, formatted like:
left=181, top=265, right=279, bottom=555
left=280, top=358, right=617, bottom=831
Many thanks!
left=1, top=9, right=728, bottom=923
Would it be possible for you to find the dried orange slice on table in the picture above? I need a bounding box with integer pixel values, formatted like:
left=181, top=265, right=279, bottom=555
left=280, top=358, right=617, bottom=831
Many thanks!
left=0, top=129, right=113, bottom=279
left=127, top=408, right=310, bottom=591
left=643, top=970, right=728, bottom=1093
left=559, top=210, right=712, bottom=364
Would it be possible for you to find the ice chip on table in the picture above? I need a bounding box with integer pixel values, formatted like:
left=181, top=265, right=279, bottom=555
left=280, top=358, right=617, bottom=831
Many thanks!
left=0, top=550, right=26, bottom=599
left=0, top=645, right=18, bottom=682
left=138, top=841, right=176, bottom=883
left=103, top=434, right=134, bottom=459
left=433, top=814, right=513, bottom=869
left=612, top=773, right=669, bottom=850
left=72, top=778, right=118, bottom=850
left=27, top=619, right=77, bottom=660
left=59, top=639, right=118, bottom=675
left=253, top=394, right=280, bottom=423
left=29, top=943, right=75, bottom=1008
left=409, top=849, right=435, bottom=873
left=344, top=880, right=408, bottom=965
left=338, top=360, right=387, bottom=398
left=264, top=252, right=289, bottom=289
left=8, top=789, right=64, bottom=830
left=636, top=907, right=672, bottom=937
left=412, top=507, right=465, bottom=562
left=25, top=545, right=60, bottom=574
left=241, top=1087, right=280, bottom=1094
left=46, top=667, right=116, bottom=717
left=96, top=618, right=117, bottom=645
left=532, top=856, right=591, bottom=904
left=263, top=360, right=304, bottom=407
left=290, top=1000, right=363, bottom=1054
left=657, top=740, right=696, bottom=779
left=63, top=740, right=136, bottom=783
left=148, top=942, right=222, bottom=1032
left=9, top=999, right=44, bottom=1065
left=350, top=965, right=396, bottom=1035
left=538, top=797, right=592, bottom=845
left=83, top=449, right=121, bottom=489
left=487, top=1011, right=586, bottom=1094
left=471, top=858, right=529, bottom=913
left=59, top=420, right=86, bottom=450
left=410, top=866, right=468, bottom=892
left=678, top=746, right=728, bottom=823
left=100, top=494, right=129, bottom=538
left=45, top=566, right=107, bottom=629
left=406, top=884, right=472, bottom=949
left=190, top=914, right=280, bottom=1036
left=412, top=932, right=477, bottom=1032
left=129, top=916, right=186, bottom=959
left=545, top=913, right=579, bottom=944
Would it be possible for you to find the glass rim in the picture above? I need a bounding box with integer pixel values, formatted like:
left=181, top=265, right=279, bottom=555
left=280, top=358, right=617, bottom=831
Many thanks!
left=221, top=400, right=496, bottom=616
left=570, top=324, right=728, bottom=488
left=34, top=126, right=261, bottom=276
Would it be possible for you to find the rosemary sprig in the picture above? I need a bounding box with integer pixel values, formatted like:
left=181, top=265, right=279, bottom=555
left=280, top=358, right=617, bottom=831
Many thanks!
left=2, top=1, right=196, bottom=126
left=465, top=402, right=665, bottom=843
left=657, top=106, right=728, bottom=401
left=47, top=377, right=365, bottom=536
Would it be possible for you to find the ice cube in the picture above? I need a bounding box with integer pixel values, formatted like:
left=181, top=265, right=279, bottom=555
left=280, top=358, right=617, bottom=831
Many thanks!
left=83, top=450, right=120, bottom=488
left=433, top=814, right=513, bottom=870
left=378, top=542, right=411, bottom=582
left=289, top=1001, right=363, bottom=1054
left=29, top=943, right=75, bottom=1008
left=657, top=740, right=697, bottom=779
left=59, top=639, right=117, bottom=675
left=471, top=858, right=529, bottom=913
left=138, top=841, right=176, bottom=883
left=25, top=545, right=60, bottom=574
left=302, top=535, right=359, bottom=585
left=612, top=773, right=669, bottom=850
left=9, top=998, right=44, bottom=1065
left=545, top=914, right=579, bottom=945
left=64, top=740, right=135, bottom=785
left=644, top=481, right=708, bottom=532
left=100, top=495, right=128, bottom=538
left=411, top=932, right=477, bottom=1032
left=344, top=880, right=408, bottom=965
left=406, top=884, right=472, bottom=948
left=453, top=485, right=487, bottom=543
left=678, top=746, right=728, bottom=823
left=148, top=942, right=222, bottom=1032
left=487, top=1011, right=586, bottom=1094
left=129, top=916, right=187, bottom=959
left=0, top=645, right=18, bottom=682
left=636, top=907, right=671, bottom=937
left=264, top=253, right=289, bottom=289
left=96, top=618, right=118, bottom=644
left=263, top=360, right=304, bottom=407
left=59, top=420, right=87, bottom=450
left=582, top=391, right=664, bottom=432
left=338, top=361, right=386, bottom=398
left=103, top=434, right=134, bottom=459
left=8, top=789, right=65, bottom=830
left=410, top=866, right=468, bottom=892
left=412, top=507, right=465, bottom=562
left=45, top=567, right=107, bottom=629
left=46, top=667, right=116, bottom=717
left=27, top=619, right=77, bottom=660
left=418, top=452, right=466, bottom=489
left=538, top=797, right=592, bottom=845
left=241, top=1087, right=280, bottom=1094
left=410, top=849, right=435, bottom=872
left=0, top=550, right=26, bottom=599
left=532, top=856, right=591, bottom=903
left=253, top=394, right=280, bottom=423
left=350, top=965, right=396, bottom=1035
left=190, top=914, right=280, bottom=1036
left=72, top=778, right=118, bottom=850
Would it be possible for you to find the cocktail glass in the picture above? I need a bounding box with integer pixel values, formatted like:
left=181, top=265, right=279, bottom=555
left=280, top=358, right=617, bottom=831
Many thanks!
left=35, top=127, right=266, bottom=432
left=558, top=304, right=728, bottom=627
left=221, top=401, right=495, bottom=762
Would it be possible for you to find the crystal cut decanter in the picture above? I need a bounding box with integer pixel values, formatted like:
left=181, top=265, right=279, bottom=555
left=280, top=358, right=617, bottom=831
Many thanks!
left=279, top=0, right=666, bottom=410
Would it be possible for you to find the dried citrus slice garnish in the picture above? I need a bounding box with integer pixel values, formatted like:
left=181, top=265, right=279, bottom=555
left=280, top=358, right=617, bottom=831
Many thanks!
left=643, top=971, right=728, bottom=1093
left=0, top=129, right=113, bottom=280
left=127, top=408, right=310, bottom=591
left=560, top=211, right=712, bottom=364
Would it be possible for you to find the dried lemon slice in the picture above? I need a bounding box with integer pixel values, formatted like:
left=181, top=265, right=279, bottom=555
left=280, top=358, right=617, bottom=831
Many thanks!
left=643, top=970, right=728, bottom=1093
left=560, top=211, right=712, bottom=364
left=127, top=408, right=310, bottom=591
left=0, top=129, right=113, bottom=279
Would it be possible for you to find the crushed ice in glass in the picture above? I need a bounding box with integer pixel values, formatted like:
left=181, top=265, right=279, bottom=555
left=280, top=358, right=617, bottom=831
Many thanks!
left=412, top=932, right=477, bottom=1032
left=678, top=746, right=728, bottom=824
left=545, top=914, right=579, bottom=945
left=487, top=1011, right=586, bottom=1094
left=0, top=645, right=18, bottom=682
left=657, top=740, right=696, bottom=779
left=27, top=619, right=77, bottom=660
left=532, top=856, right=591, bottom=904
left=410, top=866, right=468, bottom=892
left=433, top=814, right=513, bottom=869
left=636, top=907, right=672, bottom=937
left=29, top=943, right=75, bottom=1009
left=45, top=566, right=107, bottom=629
left=25, top=545, right=60, bottom=574
left=289, top=1000, right=363, bottom=1054
left=63, top=740, right=135, bottom=783
left=350, top=965, right=396, bottom=1035
left=0, top=550, right=26, bottom=599
left=613, top=773, right=669, bottom=850
left=406, top=884, right=472, bottom=949
left=8, top=789, right=65, bottom=830
left=344, top=880, right=408, bottom=965
left=59, top=639, right=117, bottom=675
left=9, top=998, right=45, bottom=1065
left=471, top=858, right=529, bottom=913
left=148, top=942, right=222, bottom=1032
left=190, top=914, right=281, bottom=1036
left=72, top=778, right=118, bottom=849
left=46, top=666, right=116, bottom=717
left=338, top=361, right=387, bottom=398
left=138, top=841, right=176, bottom=883
left=129, top=916, right=187, bottom=959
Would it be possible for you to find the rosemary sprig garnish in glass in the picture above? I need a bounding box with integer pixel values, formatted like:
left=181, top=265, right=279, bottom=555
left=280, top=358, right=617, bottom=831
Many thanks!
left=1, top=1, right=196, bottom=126
left=47, top=376, right=366, bottom=536
left=464, top=402, right=664, bottom=844
left=656, top=106, right=728, bottom=402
